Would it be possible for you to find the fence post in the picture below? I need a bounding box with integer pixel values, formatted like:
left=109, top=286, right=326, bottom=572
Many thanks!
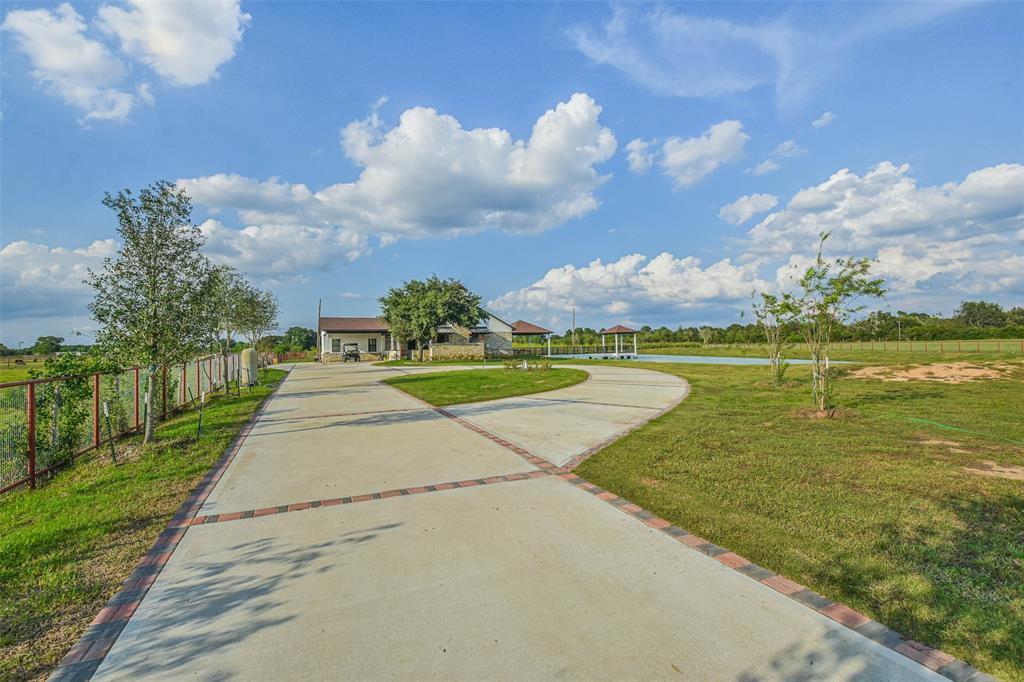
left=976, top=340, right=980, bottom=352
left=181, top=364, right=186, bottom=404
left=134, top=367, right=140, bottom=430
left=196, top=361, right=200, bottom=400
left=162, top=366, right=168, bottom=418
left=27, top=382, right=36, bottom=490
left=93, top=373, right=101, bottom=448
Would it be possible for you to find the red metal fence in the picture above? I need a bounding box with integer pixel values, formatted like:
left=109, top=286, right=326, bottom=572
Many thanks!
left=0, top=352, right=240, bottom=494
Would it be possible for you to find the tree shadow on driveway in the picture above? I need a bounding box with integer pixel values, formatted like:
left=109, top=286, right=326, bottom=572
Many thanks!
left=96, top=523, right=402, bottom=680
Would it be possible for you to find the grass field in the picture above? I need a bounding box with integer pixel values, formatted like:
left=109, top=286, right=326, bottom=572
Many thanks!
left=641, top=342, right=1023, bottom=364
left=568, top=358, right=1023, bottom=681
left=384, top=367, right=588, bottom=406
left=0, top=360, right=48, bottom=383
left=0, top=369, right=286, bottom=682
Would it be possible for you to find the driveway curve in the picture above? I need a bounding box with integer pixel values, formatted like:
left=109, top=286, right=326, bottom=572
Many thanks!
left=82, top=361, right=945, bottom=682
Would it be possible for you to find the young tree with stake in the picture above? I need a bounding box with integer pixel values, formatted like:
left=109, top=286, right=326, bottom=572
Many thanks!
left=237, top=285, right=280, bottom=369
left=786, top=232, right=885, bottom=414
left=752, top=292, right=797, bottom=386
left=87, top=181, right=214, bottom=443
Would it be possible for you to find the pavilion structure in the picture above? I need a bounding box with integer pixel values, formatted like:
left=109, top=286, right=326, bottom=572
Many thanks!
left=511, top=320, right=554, bottom=356
left=600, top=324, right=638, bottom=357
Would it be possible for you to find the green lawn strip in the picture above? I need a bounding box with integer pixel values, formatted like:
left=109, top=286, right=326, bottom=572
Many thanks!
left=383, top=368, right=588, bottom=406
left=0, top=369, right=286, bottom=682
left=375, top=358, right=509, bottom=367
left=0, top=361, right=48, bottom=383
left=573, top=361, right=1023, bottom=681
left=640, top=344, right=1022, bottom=365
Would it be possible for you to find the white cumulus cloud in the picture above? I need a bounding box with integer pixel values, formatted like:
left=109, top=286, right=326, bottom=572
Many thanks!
left=812, top=111, right=835, bottom=128
left=179, top=94, right=618, bottom=276
left=198, top=219, right=369, bottom=280
left=625, top=139, right=654, bottom=173
left=748, top=161, right=1024, bottom=299
left=488, top=251, right=767, bottom=328
left=628, top=120, right=748, bottom=188
left=748, top=159, right=781, bottom=176
left=97, top=0, right=250, bottom=87
left=1, top=3, right=136, bottom=121
left=0, top=239, right=117, bottom=318
left=719, top=193, right=779, bottom=225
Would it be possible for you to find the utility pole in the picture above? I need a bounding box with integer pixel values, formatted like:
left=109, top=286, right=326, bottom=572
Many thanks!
left=571, top=305, right=576, bottom=353
left=316, top=298, right=322, bottom=357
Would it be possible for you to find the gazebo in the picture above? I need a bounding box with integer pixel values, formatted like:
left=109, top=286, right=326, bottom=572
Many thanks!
left=511, top=320, right=554, bottom=356
left=600, top=324, right=638, bottom=357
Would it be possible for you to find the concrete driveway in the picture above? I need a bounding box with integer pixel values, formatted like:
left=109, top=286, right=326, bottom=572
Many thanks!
left=87, top=361, right=946, bottom=681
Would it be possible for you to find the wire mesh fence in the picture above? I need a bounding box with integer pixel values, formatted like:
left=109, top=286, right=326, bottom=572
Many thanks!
left=0, top=353, right=240, bottom=494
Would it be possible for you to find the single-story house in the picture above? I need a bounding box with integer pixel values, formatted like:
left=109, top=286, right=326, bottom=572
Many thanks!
left=318, top=310, right=515, bottom=361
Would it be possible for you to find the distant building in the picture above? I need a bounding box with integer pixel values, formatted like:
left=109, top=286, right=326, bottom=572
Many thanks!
left=318, top=309, right=514, bottom=361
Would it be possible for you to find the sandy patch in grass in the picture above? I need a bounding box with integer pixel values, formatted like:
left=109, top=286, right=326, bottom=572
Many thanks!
left=850, top=362, right=1015, bottom=383
left=961, top=460, right=1024, bottom=481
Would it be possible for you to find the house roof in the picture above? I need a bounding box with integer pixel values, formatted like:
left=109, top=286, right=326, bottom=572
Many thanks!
left=600, top=324, right=637, bottom=334
left=511, top=320, right=552, bottom=335
left=319, top=317, right=389, bottom=333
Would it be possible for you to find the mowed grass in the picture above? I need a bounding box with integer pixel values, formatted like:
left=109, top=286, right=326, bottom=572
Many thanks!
left=0, top=360, right=48, bottom=383
left=641, top=343, right=1022, bottom=365
left=384, top=368, right=588, bottom=406
left=571, top=359, right=1024, bottom=681
left=0, top=369, right=286, bottom=682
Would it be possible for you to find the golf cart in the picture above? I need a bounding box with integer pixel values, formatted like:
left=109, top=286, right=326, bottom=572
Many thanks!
left=341, top=342, right=361, bottom=362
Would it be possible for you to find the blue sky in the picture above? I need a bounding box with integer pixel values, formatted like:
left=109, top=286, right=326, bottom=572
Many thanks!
left=1, top=1, right=1022, bottom=346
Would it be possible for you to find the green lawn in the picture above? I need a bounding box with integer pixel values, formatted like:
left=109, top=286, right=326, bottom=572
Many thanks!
left=0, top=369, right=286, bottom=682
left=376, top=358, right=509, bottom=367
left=571, top=359, right=1024, bottom=681
left=384, top=368, right=588, bottom=406
left=0, top=360, right=48, bottom=383
left=640, top=343, right=1022, bottom=364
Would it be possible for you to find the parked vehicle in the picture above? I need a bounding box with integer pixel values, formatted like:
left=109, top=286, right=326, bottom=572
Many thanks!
left=342, top=343, right=361, bottom=362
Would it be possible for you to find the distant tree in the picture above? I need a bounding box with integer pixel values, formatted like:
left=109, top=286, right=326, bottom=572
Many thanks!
left=32, top=336, right=64, bottom=354
left=237, top=286, right=280, bottom=363
left=1007, top=307, right=1024, bottom=326
left=0, top=343, right=10, bottom=356
left=752, top=293, right=797, bottom=386
left=207, top=265, right=250, bottom=390
left=282, top=326, right=317, bottom=351
left=786, top=232, right=885, bottom=415
left=955, top=300, right=1007, bottom=328
left=698, top=327, right=715, bottom=345
left=87, top=181, right=213, bottom=443
left=379, top=276, right=482, bottom=361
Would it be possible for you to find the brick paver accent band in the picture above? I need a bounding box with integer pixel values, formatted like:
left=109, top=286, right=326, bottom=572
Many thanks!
left=189, top=470, right=555, bottom=526
left=48, top=375, right=288, bottom=682
left=555, top=472, right=998, bottom=682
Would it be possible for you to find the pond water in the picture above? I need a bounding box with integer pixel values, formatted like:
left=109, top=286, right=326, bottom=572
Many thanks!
left=554, top=353, right=837, bottom=366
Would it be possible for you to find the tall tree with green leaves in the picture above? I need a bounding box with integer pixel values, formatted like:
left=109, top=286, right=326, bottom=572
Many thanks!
left=207, top=265, right=249, bottom=390
left=954, top=300, right=1007, bottom=328
left=237, top=285, right=280, bottom=365
left=87, top=181, right=214, bottom=443
left=379, top=276, right=482, bottom=361
left=786, top=232, right=886, bottom=414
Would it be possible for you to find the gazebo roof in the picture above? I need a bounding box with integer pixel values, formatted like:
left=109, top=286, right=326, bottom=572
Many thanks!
left=600, top=324, right=637, bottom=334
left=511, top=320, right=553, bottom=335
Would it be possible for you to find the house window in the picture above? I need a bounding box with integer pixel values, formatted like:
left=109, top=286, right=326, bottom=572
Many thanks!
left=331, top=338, right=341, bottom=352
left=368, top=337, right=377, bottom=352
left=436, top=333, right=450, bottom=343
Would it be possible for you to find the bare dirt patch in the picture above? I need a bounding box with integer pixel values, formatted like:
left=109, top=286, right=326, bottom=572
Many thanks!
left=961, top=460, right=1024, bottom=481
left=850, top=362, right=1016, bottom=384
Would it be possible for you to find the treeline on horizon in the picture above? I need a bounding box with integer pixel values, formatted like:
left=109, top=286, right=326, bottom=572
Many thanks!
left=5, top=300, right=1022, bottom=357
left=544, top=300, right=1024, bottom=346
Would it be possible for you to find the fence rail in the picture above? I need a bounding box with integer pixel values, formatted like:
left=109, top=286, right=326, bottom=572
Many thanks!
left=640, top=339, right=1024, bottom=354
left=0, top=352, right=240, bottom=495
